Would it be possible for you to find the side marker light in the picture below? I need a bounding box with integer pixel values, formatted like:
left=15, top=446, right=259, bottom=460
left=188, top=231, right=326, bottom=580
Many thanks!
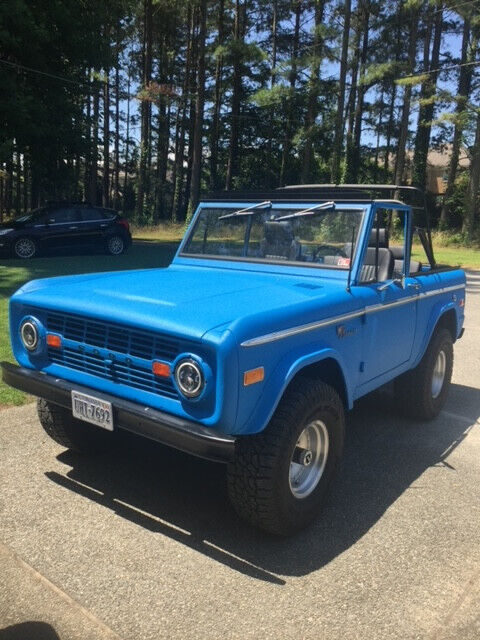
left=244, top=367, right=265, bottom=386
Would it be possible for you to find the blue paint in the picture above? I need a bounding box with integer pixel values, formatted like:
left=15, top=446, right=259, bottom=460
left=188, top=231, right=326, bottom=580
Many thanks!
left=9, top=199, right=466, bottom=435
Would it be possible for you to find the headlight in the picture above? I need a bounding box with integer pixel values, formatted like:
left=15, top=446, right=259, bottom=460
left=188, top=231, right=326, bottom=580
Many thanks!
left=0, top=228, right=13, bottom=235
left=174, top=358, right=204, bottom=398
left=20, top=319, right=39, bottom=351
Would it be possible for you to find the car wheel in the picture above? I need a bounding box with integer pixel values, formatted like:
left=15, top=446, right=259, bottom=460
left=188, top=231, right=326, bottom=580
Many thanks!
left=105, top=234, right=126, bottom=255
left=14, top=237, right=37, bottom=259
left=37, top=399, right=114, bottom=453
left=227, top=379, right=345, bottom=536
left=394, top=327, right=453, bottom=421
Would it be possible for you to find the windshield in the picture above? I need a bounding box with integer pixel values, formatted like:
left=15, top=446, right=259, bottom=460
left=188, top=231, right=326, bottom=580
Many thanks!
left=182, top=205, right=365, bottom=269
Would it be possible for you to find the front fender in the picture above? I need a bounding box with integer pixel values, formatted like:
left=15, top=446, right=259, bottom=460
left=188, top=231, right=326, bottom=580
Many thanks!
left=237, top=346, right=352, bottom=435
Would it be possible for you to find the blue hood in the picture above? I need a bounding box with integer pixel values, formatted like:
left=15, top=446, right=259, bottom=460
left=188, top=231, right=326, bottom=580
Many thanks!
left=13, top=264, right=355, bottom=342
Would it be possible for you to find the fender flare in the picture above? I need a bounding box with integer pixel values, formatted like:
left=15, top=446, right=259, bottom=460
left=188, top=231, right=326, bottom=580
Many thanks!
left=413, top=300, right=458, bottom=368
left=238, top=347, right=352, bottom=435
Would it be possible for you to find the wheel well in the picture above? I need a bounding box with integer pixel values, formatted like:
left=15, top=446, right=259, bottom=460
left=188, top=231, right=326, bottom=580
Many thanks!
left=288, top=357, right=348, bottom=407
left=436, top=309, right=457, bottom=342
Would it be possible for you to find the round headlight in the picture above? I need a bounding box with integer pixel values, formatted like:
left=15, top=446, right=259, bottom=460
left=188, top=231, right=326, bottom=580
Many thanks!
left=20, top=320, right=39, bottom=351
left=175, top=359, right=204, bottom=398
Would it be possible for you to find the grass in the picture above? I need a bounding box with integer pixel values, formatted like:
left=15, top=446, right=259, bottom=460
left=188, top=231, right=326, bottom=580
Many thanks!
left=0, top=228, right=478, bottom=407
left=411, top=243, right=480, bottom=270
left=0, top=243, right=178, bottom=407
left=131, top=223, right=185, bottom=243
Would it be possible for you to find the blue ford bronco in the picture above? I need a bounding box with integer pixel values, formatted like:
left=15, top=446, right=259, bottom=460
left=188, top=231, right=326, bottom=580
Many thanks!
left=1, top=185, right=466, bottom=535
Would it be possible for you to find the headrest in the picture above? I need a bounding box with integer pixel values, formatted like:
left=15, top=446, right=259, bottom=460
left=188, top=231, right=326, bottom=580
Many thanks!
left=368, top=228, right=388, bottom=248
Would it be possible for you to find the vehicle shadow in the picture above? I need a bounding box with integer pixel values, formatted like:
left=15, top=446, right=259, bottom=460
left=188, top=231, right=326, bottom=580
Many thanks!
left=46, top=382, right=479, bottom=585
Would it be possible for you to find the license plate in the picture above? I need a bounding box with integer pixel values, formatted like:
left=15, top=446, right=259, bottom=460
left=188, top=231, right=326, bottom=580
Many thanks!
left=71, top=391, right=113, bottom=431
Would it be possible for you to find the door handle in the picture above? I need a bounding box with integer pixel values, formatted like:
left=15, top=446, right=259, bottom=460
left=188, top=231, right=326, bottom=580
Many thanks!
left=68, top=226, right=78, bottom=230
left=407, top=283, right=421, bottom=291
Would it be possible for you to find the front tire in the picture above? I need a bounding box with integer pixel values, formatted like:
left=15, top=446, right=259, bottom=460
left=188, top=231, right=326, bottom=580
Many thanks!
left=394, top=327, right=453, bottom=421
left=227, top=379, right=345, bottom=536
left=14, top=237, right=37, bottom=259
left=37, top=399, right=114, bottom=453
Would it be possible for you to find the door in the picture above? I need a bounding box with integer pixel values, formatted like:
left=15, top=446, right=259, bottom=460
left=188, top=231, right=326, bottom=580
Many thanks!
left=42, top=208, right=82, bottom=250
left=78, top=207, right=112, bottom=246
left=356, top=204, right=418, bottom=385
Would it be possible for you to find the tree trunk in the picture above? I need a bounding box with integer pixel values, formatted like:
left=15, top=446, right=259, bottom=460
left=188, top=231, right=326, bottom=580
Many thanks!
left=343, top=4, right=363, bottom=184
left=172, top=5, right=193, bottom=221
left=123, top=72, right=131, bottom=213
left=463, top=110, right=480, bottom=241
left=135, top=0, right=153, bottom=220
left=225, top=0, right=246, bottom=190
left=301, top=0, right=326, bottom=183
left=330, top=0, right=352, bottom=183
left=113, top=32, right=121, bottom=210
left=187, top=0, right=207, bottom=221
left=102, top=73, right=110, bottom=207
left=394, top=3, right=420, bottom=186
left=412, top=1, right=443, bottom=189
left=209, top=0, right=225, bottom=192
left=88, top=83, right=100, bottom=204
left=279, top=0, right=302, bottom=186
left=439, top=16, right=475, bottom=227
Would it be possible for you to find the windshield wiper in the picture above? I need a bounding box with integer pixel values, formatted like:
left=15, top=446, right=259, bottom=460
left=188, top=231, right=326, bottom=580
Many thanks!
left=275, top=201, right=335, bottom=221
left=218, top=200, right=272, bottom=220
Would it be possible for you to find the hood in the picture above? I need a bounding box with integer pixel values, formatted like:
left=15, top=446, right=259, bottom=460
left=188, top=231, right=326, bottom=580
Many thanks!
left=13, top=264, right=354, bottom=341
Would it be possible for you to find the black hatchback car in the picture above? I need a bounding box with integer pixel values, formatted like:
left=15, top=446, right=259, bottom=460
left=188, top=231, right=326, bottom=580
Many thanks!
left=0, top=203, right=132, bottom=259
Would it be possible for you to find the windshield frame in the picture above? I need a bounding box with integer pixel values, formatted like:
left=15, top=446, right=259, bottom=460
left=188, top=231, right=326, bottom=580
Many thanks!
left=178, top=201, right=369, bottom=272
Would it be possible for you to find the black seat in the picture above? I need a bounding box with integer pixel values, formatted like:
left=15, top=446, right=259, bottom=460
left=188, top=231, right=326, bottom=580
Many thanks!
left=260, top=221, right=301, bottom=261
left=360, top=247, right=394, bottom=282
left=394, top=259, right=422, bottom=277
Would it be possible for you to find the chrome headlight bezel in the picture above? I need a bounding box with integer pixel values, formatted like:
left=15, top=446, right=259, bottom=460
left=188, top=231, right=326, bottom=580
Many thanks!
left=174, top=358, right=205, bottom=399
left=20, top=318, right=40, bottom=352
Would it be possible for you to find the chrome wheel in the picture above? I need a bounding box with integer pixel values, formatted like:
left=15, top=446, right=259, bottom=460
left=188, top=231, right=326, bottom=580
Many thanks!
left=431, top=349, right=446, bottom=399
left=289, top=420, right=329, bottom=499
left=107, top=235, right=124, bottom=255
left=14, top=238, right=36, bottom=259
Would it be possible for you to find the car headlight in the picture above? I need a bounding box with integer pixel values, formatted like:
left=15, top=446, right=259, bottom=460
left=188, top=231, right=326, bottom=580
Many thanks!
left=0, top=228, right=13, bottom=235
left=174, top=358, right=204, bottom=398
left=20, top=319, right=39, bottom=351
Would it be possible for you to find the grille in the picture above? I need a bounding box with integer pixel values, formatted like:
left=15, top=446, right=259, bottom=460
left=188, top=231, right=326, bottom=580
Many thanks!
left=46, top=312, right=180, bottom=398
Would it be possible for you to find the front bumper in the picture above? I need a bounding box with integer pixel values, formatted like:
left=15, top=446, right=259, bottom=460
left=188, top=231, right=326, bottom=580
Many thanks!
left=1, top=362, right=235, bottom=463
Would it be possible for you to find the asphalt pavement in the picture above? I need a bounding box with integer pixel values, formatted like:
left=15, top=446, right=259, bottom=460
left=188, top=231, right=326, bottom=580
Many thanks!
left=1, top=272, right=479, bottom=640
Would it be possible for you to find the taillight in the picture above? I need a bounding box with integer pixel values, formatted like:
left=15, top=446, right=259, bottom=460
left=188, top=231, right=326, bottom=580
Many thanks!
left=118, top=218, right=130, bottom=232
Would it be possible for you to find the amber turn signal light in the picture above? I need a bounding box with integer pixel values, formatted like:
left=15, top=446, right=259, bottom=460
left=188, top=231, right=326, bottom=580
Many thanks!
left=243, top=366, right=265, bottom=386
left=46, top=334, right=62, bottom=348
left=152, top=361, right=171, bottom=377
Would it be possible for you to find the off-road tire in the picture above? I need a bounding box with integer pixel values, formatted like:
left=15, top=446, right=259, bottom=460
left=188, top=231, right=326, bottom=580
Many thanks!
left=227, top=379, right=345, bottom=536
left=13, top=237, right=37, bottom=259
left=37, top=399, right=114, bottom=453
left=394, top=327, right=453, bottom=421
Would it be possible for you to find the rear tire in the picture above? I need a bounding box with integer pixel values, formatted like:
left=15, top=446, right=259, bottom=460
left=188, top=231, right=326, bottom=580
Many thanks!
left=227, top=379, right=345, bottom=536
left=394, top=327, right=453, bottom=421
left=105, top=234, right=126, bottom=255
left=14, top=237, right=37, bottom=259
left=37, top=399, right=114, bottom=453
